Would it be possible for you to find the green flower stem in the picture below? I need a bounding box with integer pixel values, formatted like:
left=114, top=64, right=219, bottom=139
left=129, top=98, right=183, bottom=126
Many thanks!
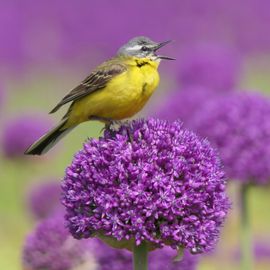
left=133, top=241, right=148, bottom=270
left=240, top=184, right=253, bottom=270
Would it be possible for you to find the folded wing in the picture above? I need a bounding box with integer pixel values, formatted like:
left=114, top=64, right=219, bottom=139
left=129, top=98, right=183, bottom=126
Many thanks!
left=49, top=61, right=127, bottom=114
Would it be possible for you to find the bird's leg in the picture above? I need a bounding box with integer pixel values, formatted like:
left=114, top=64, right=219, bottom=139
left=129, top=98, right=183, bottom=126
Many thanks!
left=116, top=119, right=133, bottom=142
left=125, top=127, right=133, bottom=142
left=89, top=116, right=132, bottom=141
left=89, top=115, right=123, bottom=134
left=111, top=119, right=133, bottom=142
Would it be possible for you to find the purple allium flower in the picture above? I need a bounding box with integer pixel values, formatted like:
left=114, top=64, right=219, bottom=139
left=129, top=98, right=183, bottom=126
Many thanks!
left=22, top=215, right=96, bottom=270
left=178, top=44, right=241, bottom=91
left=233, top=240, right=270, bottom=261
left=1, top=114, right=51, bottom=158
left=191, top=91, right=270, bottom=184
left=27, top=180, right=62, bottom=220
left=62, top=118, right=229, bottom=254
left=93, top=238, right=198, bottom=270
left=155, top=86, right=218, bottom=125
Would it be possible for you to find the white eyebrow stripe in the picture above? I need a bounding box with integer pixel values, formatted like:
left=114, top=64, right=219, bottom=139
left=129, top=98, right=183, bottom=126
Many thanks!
left=126, top=44, right=142, bottom=51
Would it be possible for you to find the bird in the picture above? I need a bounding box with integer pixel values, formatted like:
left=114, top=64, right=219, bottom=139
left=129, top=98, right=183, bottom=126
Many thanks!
left=24, top=36, right=174, bottom=155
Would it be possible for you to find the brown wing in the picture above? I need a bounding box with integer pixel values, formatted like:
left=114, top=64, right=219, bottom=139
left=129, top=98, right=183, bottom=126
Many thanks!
left=49, top=60, right=127, bottom=114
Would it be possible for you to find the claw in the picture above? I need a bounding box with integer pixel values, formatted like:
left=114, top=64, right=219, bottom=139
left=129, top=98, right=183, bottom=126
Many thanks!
left=92, top=116, right=132, bottom=141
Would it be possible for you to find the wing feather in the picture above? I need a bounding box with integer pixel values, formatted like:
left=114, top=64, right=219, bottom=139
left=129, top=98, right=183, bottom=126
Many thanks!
left=49, top=61, right=127, bottom=114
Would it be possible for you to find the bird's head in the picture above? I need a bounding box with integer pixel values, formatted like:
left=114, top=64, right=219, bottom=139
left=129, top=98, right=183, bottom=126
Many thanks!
left=117, top=36, right=175, bottom=61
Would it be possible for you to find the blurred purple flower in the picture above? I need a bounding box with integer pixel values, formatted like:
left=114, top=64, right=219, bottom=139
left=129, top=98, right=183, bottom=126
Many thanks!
left=233, top=240, right=270, bottom=261
left=93, top=238, right=198, bottom=270
left=0, top=2, right=25, bottom=71
left=62, top=118, right=230, bottom=254
left=1, top=114, right=51, bottom=158
left=22, top=215, right=95, bottom=270
left=231, top=0, right=270, bottom=53
left=191, top=91, right=270, bottom=184
left=178, top=44, right=241, bottom=91
left=154, top=43, right=241, bottom=125
left=254, top=242, right=270, bottom=259
left=2, top=0, right=270, bottom=73
left=155, top=86, right=218, bottom=125
left=27, top=180, right=62, bottom=220
left=22, top=214, right=197, bottom=270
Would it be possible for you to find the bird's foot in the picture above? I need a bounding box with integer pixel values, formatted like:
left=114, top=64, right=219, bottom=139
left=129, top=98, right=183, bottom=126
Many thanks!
left=108, top=120, right=133, bottom=141
left=106, top=120, right=125, bottom=133
left=90, top=116, right=132, bottom=141
left=90, top=116, right=124, bottom=134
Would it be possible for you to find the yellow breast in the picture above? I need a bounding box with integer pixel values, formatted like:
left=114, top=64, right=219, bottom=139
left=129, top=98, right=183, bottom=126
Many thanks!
left=69, top=57, right=160, bottom=124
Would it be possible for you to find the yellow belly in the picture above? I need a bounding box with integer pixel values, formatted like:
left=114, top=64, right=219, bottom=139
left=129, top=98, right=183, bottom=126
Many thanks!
left=67, top=60, right=160, bottom=126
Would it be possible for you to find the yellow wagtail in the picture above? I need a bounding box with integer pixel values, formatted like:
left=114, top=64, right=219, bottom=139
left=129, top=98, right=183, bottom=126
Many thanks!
left=25, top=36, right=174, bottom=155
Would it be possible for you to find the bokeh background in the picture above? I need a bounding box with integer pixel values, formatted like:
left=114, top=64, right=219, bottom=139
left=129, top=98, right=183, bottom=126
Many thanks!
left=1, top=0, right=270, bottom=269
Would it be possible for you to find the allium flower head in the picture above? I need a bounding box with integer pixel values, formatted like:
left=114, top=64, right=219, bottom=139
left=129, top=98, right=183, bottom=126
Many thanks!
left=62, top=118, right=229, bottom=254
left=1, top=114, right=51, bottom=158
left=191, top=91, right=270, bottom=184
left=93, top=239, right=198, bottom=270
left=27, top=180, right=61, bottom=220
left=22, top=215, right=96, bottom=270
left=178, top=44, right=241, bottom=91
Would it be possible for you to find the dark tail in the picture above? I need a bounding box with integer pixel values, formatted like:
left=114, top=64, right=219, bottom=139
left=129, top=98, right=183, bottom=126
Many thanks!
left=24, top=118, right=74, bottom=155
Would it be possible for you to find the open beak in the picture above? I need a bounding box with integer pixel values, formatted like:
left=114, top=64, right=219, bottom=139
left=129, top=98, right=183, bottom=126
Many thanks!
left=154, top=40, right=175, bottom=60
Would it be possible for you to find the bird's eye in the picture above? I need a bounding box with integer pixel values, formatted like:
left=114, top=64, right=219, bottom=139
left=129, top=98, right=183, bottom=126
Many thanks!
left=141, top=46, right=148, bottom=51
